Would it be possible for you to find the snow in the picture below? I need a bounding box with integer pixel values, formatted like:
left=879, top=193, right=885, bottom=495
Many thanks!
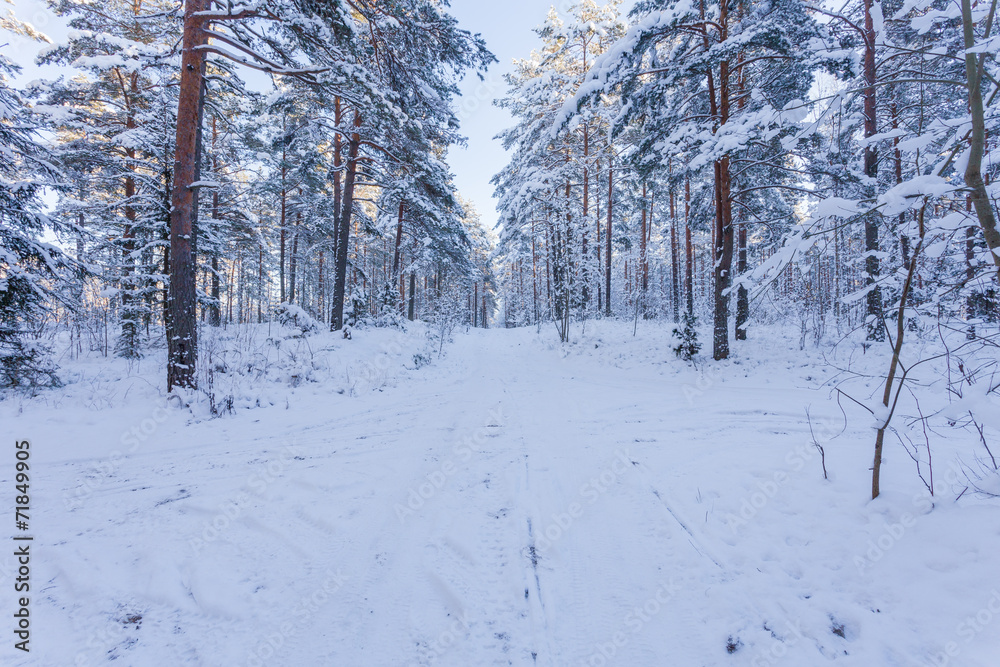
left=2, top=322, right=999, bottom=666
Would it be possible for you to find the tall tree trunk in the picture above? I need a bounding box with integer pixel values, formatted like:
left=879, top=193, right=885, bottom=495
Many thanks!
left=685, top=178, right=694, bottom=315
left=532, top=219, right=539, bottom=323
left=289, top=210, right=300, bottom=303
left=734, top=58, right=749, bottom=341
left=961, top=0, right=1000, bottom=278
left=118, top=27, right=140, bottom=357
left=712, top=12, right=734, bottom=360
left=167, top=0, right=208, bottom=391
left=392, top=200, right=405, bottom=313
left=329, top=98, right=343, bottom=327
left=640, top=181, right=648, bottom=318
left=279, top=122, right=287, bottom=304
left=670, top=161, right=680, bottom=323
left=863, top=0, right=885, bottom=341
left=257, top=246, right=263, bottom=323
left=736, top=222, right=748, bottom=340
left=713, top=156, right=734, bottom=360
left=581, top=123, right=590, bottom=308
left=331, top=110, right=361, bottom=331
left=595, top=160, right=603, bottom=314
left=208, top=117, right=221, bottom=327
left=317, top=249, right=325, bottom=317
left=605, top=165, right=613, bottom=317
left=563, top=178, right=572, bottom=322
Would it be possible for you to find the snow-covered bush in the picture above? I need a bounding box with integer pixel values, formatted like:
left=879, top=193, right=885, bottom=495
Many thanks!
left=274, top=303, right=320, bottom=337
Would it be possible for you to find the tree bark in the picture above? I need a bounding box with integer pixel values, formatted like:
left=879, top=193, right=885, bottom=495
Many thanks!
left=713, top=155, right=734, bottom=360
left=289, top=210, right=300, bottom=303
left=329, top=98, right=343, bottom=327
left=605, top=165, right=613, bottom=317
left=392, top=200, right=405, bottom=313
left=685, top=178, right=694, bottom=315
left=167, top=0, right=209, bottom=391
left=532, top=219, right=539, bottom=323
left=331, top=110, right=361, bottom=331
left=119, top=70, right=140, bottom=356
left=257, top=246, right=263, bottom=323
left=961, top=0, right=1000, bottom=278
left=408, top=272, right=416, bottom=321
left=279, top=120, right=287, bottom=304
left=208, top=117, right=221, bottom=327
left=670, top=161, right=680, bottom=323
left=736, top=222, right=748, bottom=340
left=712, top=36, right=733, bottom=360
left=873, top=206, right=926, bottom=499
left=640, top=181, right=649, bottom=317
left=581, top=123, right=590, bottom=307
left=863, top=0, right=885, bottom=341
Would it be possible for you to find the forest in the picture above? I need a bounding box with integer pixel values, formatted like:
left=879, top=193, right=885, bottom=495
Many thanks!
left=1, top=0, right=999, bottom=664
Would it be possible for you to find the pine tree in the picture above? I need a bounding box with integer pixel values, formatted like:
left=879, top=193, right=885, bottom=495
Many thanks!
left=0, top=30, right=67, bottom=387
left=672, top=311, right=701, bottom=362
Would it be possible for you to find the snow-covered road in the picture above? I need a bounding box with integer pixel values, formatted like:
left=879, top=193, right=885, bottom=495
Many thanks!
left=5, top=323, right=999, bottom=666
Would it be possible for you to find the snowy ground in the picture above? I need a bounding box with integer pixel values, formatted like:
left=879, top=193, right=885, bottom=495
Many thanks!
left=2, top=320, right=999, bottom=666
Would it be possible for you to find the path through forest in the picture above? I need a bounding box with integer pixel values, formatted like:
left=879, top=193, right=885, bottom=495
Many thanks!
left=12, top=324, right=999, bottom=666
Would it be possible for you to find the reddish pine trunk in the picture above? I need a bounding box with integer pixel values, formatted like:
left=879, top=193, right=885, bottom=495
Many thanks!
left=685, top=178, right=694, bottom=315
left=167, top=0, right=208, bottom=391
left=711, top=4, right=734, bottom=361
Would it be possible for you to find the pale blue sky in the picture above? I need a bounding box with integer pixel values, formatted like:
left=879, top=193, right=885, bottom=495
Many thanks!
left=445, top=0, right=564, bottom=231
left=446, top=0, right=634, bottom=231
